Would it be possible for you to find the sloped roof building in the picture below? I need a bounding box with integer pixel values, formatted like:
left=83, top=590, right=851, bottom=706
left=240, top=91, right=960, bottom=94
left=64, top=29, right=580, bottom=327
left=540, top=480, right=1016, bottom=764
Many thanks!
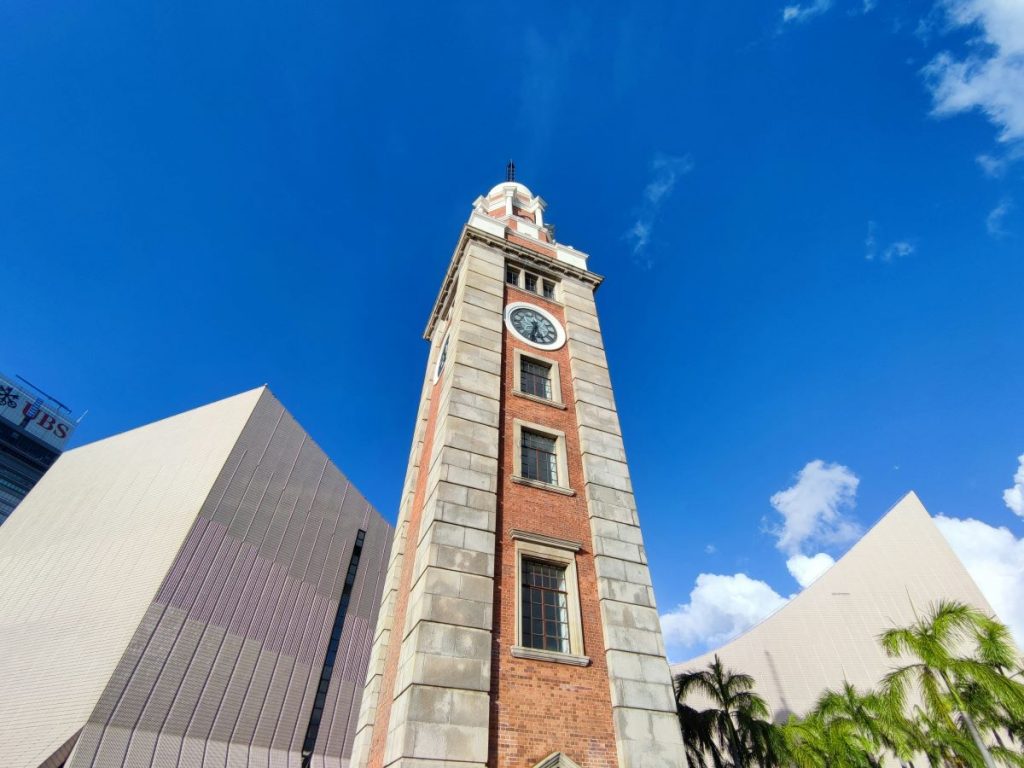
left=0, top=387, right=392, bottom=768
left=673, top=492, right=998, bottom=721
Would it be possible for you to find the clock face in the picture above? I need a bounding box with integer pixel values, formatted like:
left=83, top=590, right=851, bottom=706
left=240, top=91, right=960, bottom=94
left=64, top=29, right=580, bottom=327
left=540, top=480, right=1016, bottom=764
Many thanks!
left=506, top=303, right=564, bottom=349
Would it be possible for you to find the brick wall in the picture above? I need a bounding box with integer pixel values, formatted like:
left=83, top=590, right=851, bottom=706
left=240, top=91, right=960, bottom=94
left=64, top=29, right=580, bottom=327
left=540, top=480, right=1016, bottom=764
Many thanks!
left=488, top=284, right=618, bottom=768
left=365, top=355, right=444, bottom=768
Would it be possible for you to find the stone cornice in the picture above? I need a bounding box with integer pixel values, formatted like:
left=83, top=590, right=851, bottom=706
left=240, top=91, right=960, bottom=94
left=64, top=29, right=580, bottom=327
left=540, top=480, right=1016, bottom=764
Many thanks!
left=509, top=528, right=582, bottom=551
left=423, top=224, right=604, bottom=340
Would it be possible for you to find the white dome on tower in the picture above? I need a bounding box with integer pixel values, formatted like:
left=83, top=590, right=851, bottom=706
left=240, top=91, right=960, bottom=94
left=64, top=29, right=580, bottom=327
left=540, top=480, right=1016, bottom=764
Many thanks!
left=485, top=180, right=534, bottom=199
left=465, top=163, right=591, bottom=272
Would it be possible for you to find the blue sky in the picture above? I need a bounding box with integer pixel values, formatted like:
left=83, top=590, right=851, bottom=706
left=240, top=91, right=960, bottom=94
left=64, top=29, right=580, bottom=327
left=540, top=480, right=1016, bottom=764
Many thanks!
left=3, top=0, right=1022, bottom=661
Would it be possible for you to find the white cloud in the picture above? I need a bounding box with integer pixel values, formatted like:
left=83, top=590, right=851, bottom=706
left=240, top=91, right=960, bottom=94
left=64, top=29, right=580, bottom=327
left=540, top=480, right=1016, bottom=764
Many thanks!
left=865, top=220, right=878, bottom=260
left=882, top=240, right=915, bottom=261
left=783, top=0, right=833, bottom=23
left=865, top=222, right=916, bottom=262
left=1003, top=453, right=1024, bottom=517
left=862, top=0, right=877, bottom=12
left=770, top=460, right=861, bottom=555
left=934, top=514, right=1024, bottom=647
left=924, top=0, right=1024, bottom=144
left=786, top=552, right=836, bottom=587
left=976, top=144, right=1024, bottom=176
left=705, top=543, right=717, bottom=554
left=624, top=153, right=693, bottom=263
left=660, top=573, right=789, bottom=657
left=986, top=198, right=1013, bottom=236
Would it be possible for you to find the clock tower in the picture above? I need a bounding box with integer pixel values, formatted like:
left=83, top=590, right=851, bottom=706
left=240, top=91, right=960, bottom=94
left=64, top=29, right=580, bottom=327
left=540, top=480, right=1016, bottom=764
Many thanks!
left=350, top=175, right=685, bottom=768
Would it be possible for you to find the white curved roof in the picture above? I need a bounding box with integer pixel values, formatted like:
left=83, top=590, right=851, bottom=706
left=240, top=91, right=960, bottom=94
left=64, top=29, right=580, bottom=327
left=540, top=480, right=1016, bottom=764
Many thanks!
left=486, top=180, right=534, bottom=199
left=672, top=491, right=997, bottom=721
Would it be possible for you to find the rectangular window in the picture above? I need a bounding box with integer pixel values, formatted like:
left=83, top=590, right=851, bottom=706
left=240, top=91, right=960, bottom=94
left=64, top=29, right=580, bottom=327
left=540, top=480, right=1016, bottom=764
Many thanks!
left=524, top=273, right=538, bottom=293
left=434, top=334, right=449, bottom=382
left=521, top=430, right=557, bottom=485
left=520, top=358, right=552, bottom=400
left=506, top=267, right=520, bottom=287
left=521, top=559, right=570, bottom=653
left=542, top=280, right=555, bottom=300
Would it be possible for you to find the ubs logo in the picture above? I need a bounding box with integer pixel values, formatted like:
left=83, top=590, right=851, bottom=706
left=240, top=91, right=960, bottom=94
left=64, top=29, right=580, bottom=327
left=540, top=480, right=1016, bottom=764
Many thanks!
left=0, top=386, right=71, bottom=440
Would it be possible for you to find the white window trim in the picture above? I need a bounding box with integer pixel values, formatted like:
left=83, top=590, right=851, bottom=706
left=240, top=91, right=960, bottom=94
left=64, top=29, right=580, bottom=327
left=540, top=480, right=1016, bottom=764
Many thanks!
left=511, top=419, right=574, bottom=496
left=512, top=349, right=566, bottom=410
left=511, top=529, right=589, bottom=667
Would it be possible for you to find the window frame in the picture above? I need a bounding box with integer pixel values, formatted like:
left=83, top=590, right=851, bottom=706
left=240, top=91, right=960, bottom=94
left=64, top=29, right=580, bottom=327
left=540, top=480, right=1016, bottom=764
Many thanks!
left=520, top=430, right=558, bottom=485
left=519, top=357, right=553, bottom=401
left=504, top=262, right=561, bottom=303
left=511, top=419, right=573, bottom=495
left=433, top=332, right=450, bottom=384
left=512, top=349, right=565, bottom=409
left=511, top=529, right=588, bottom=666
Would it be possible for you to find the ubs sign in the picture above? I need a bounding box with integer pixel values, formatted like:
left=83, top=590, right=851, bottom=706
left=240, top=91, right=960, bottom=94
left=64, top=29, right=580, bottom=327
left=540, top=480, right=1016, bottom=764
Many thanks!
left=0, top=374, right=75, bottom=451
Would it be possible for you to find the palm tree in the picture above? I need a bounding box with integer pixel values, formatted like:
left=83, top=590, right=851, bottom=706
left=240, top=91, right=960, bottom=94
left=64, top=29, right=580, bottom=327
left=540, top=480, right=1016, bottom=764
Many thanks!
left=674, top=655, right=781, bottom=767
left=677, top=700, right=724, bottom=768
left=781, top=710, right=876, bottom=768
left=880, top=599, right=1024, bottom=767
left=812, top=681, right=912, bottom=766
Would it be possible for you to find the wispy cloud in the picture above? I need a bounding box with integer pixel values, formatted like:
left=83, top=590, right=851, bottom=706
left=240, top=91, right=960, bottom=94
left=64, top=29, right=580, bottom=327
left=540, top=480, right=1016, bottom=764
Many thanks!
left=625, top=153, right=693, bottom=265
left=865, top=220, right=878, bottom=259
left=516, top=17, right=588, bottom=154
left=976, top=145, right=1024, bottom=177
left=923, top=0, right=1024, bottom=159
left=865, top=221, right=916, bottom=262
left=782, top=0, right=833, bottom=23
left=883, top=240, right=915, bottom=260
left=986, top=198, right=1013, bottom=237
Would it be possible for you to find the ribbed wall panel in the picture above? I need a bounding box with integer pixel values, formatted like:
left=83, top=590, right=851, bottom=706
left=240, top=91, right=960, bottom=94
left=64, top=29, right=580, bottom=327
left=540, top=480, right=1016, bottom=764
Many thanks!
left=48, top=388, right=393, bottom=768
left=0, top=389, right=264, bottom=768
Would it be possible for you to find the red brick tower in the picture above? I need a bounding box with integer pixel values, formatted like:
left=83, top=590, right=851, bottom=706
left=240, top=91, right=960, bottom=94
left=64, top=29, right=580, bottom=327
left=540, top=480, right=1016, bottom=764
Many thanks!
left=350, top=175, right=684, bottom=768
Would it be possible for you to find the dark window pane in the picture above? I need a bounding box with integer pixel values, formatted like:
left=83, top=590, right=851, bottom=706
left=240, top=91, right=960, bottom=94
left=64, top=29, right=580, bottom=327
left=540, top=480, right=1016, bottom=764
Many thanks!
left=542, top=280, right=555, bottom=299
left=524, top=273, right=538, bottom=293
left=506, top=267, right=520, bottom=286
left=521, top=431, right=557, bottom=484
left=520, top=559, right=570, bottom=652
left=520, top=358, right=552, bottom=400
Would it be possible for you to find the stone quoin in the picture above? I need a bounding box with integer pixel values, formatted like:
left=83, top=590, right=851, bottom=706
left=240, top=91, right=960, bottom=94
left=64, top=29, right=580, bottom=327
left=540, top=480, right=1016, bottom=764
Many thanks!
left=350, top=178, right=687, bottom=768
